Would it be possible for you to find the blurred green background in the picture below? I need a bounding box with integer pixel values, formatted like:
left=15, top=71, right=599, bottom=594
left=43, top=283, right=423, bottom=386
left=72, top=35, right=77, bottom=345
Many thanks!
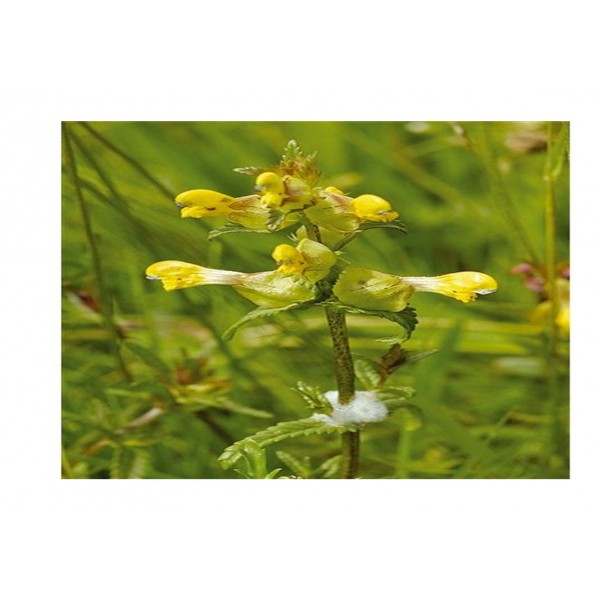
left=61, top=121, right=569, bottom=479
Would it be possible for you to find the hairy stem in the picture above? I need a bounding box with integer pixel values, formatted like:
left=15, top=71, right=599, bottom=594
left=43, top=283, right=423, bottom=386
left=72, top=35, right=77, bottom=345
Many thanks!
left=304, top=219, right=360, bottom=478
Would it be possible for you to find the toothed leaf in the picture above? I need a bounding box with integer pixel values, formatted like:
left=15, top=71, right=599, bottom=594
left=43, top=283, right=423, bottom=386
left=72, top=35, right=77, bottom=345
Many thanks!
left=223, top=303, right=303, bottom=340
left=218, top=418, right=357, bottom=469
left=320, top=302, right=418, bottom=338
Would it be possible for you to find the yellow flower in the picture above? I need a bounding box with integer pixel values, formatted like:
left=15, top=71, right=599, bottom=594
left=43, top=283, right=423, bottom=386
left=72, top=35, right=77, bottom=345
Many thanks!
left=334, top=269, right=497, bottom=311
left=175, top=189, right=236, bottom=218
left=531, top=278, right=570, bottom=335
left=146, top=260, right=316, bottom=308
left=402, top=272, right=498, bottom=303
left=145, top=261, right=243, bottom=291
left=271, top=239, right=336, bottom=283
left=271, top=244, right=307, bottom=277
left=174, top=188, right=299, bottom=231
left=304, top=188, right=399, bottom=233
left=255, top=171, right=314, bottom=210
left=255, top=172, right=288, bottom=208
left=350, top=194, right=399, bottom=223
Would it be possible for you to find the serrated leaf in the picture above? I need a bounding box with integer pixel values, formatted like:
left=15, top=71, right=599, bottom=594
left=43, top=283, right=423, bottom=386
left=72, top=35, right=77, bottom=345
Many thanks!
left=266, top=208, right=289, bottom=232
left=110, top=446, right=148, bottom=479
left=275, top=451, right=312, bottom=478
left=223, top=303, right=302, bottom=340
left=238, top=439, right=268, bottom=478
left=359, top=221, right=408, bottom=234
left=320, top=302, right=418, bottom=338
left=233, top=166, right=266, bottom=176
left=353, top=355, right=382, bottom=389
left=379, top=386, right=417, bottom=412
left=174, top=391, right=273, bottom=418
left=311, top=455, right=341, bottom=479
left=208, top=223, right=268, bottom=240
left=293, top=381, right=331, bottom=413
left=218, top=418, right=356, bottom=469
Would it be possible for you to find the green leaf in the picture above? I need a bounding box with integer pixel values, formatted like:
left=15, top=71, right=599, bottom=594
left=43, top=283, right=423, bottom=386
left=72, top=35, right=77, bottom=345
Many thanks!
left=293, top=381, right=332, bottom=413
left=311, top=455, right=341, bottom=479
left=218, top=418, right=356, bottom=469
left=275, top=451, right=312, bottom=478
left=237, top=440, right=268, bottom=478
left=208, top=223, right=268, bottom=240
left=233, top=166, right=265, bottom=176
left=320, top=302, right=418, bottom=338
left=266, top=208, right=289, bottom=232
left=353, top=355, right=382, bottom=389
left=110, top=446, right=148, bottom=479
left=223, top=303, right=302, bottom=340
left=174, top=391, right=273, bottom=419
left=358, top=220, right=408, bottom=234
left=379, top=385, right=416, bottom=399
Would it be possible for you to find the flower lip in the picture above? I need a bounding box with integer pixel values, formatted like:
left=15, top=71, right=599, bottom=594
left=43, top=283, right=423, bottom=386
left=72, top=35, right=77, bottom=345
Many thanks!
left=402, top=271, right=498, bottom=303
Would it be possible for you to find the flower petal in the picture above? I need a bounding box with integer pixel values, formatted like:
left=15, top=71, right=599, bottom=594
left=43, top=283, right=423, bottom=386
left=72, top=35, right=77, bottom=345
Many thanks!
left=146, top=260, right=243, bottom=291
left=402, top=272, right=498, bottom=302
left=351, top=194, right=398, bottom=222
left=174, top=189, right=235, bottom=218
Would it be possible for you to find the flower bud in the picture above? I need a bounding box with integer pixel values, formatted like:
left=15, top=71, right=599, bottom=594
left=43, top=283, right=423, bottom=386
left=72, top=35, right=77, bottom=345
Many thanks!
left=146, top=261, right=317, bottom=308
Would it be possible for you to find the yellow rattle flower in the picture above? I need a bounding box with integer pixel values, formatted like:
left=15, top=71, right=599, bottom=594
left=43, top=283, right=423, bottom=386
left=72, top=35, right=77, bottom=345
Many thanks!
left=350, top=194, right=399, bottom=223
left=255, top=172, right=288, bottom=208
left=334, top=269, right=497, bottom=311
left=174, top=189, right=236, bottom=218
left=402, top=272, right=498, bottom=303
left=271, top=239, right=336, bottom=283
left=146, top=260, right=316, bottom=308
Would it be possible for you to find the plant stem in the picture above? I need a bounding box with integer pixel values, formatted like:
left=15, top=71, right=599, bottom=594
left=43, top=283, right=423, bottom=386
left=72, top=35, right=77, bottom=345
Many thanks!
left=304, top=220, right=360, bottom=478
left=324, top=308, right=356, bottom=403
left=543, top=122, right=568, bottom=462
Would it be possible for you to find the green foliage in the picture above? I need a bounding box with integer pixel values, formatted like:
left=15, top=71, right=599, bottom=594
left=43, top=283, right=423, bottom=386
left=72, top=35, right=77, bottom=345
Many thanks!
left=321, top=302, right=418, bottom=339
left=222, top=303, right=304, bottom=340
left=218, top=418, right=357, bottom=470
left=293, top=381, right=331, bottom=414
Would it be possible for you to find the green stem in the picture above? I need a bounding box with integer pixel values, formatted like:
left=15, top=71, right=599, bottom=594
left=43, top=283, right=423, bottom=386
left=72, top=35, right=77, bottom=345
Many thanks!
left=324, top=308, right=356, bottom=403
left=543, top=122, right=568, bottom=461
left=304, top=220, right=359, bottom=478
left=62, top=124, right=131, bottom=380
left=395, top=430, right=412, bottom=479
